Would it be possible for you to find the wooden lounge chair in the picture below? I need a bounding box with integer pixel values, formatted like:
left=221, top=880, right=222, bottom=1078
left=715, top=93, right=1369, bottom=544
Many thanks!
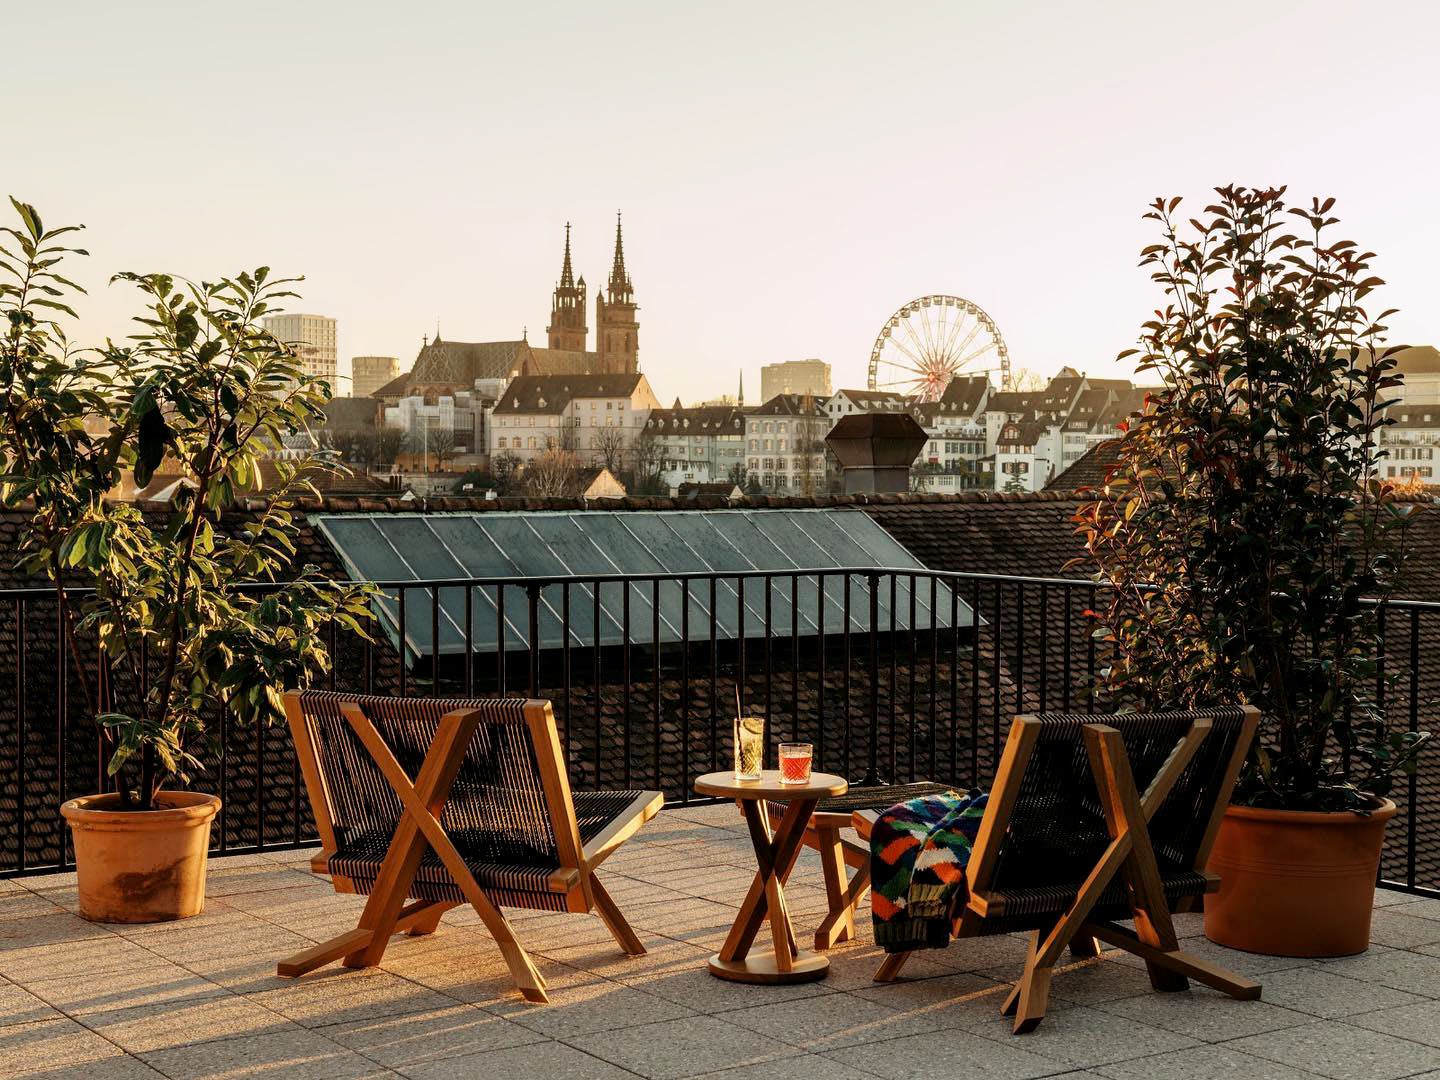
left=278, top=690, right=663, bottom=1003
left=856, top=706, right=1261, bottom=1033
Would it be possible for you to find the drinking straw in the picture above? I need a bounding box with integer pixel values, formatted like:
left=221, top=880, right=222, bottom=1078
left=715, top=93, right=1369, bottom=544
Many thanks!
left=735, top=684, right=743, bottom=718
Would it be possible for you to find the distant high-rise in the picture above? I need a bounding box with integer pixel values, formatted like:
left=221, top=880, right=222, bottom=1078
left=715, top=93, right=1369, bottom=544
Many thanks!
left=262, top=313, right=338, bottom=390
left=761, top=359, right=831, bottom=403
left=352, top=355, right=400, bottom=399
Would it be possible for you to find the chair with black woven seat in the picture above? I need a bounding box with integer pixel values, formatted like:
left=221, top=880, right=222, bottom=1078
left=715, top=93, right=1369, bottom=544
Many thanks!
left=855, top=706, right=1261, bottom=1033
left=766, top=781, right=956, bottom=950
left=278, top=690, right=663, bottom=1003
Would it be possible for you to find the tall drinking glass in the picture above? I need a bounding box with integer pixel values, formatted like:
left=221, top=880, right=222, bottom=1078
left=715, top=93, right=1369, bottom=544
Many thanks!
left=734, top=715, right=764, bottom=781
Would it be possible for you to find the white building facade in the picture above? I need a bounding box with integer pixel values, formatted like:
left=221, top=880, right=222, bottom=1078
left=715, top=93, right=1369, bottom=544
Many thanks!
left=489, top=373, right=662, bottom=468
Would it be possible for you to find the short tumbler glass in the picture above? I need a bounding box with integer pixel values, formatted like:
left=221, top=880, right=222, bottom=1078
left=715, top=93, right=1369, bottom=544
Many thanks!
left=778, top=742, right=813, bottom=785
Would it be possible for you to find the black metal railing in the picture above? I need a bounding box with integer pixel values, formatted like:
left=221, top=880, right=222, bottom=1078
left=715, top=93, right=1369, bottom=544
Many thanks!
left=1, top=568, right=1435, bottom=898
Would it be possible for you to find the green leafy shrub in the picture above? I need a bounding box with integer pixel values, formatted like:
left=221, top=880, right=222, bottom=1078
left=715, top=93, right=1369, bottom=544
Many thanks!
left=1, top=198, right=375, bottom=809
left=1074, top=186, right=1430, bottom=812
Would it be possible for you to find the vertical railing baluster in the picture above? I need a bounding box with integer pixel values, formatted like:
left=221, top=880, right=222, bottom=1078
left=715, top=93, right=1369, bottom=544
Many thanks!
left=864, top=570, right=881, bottom=786
left=463, top=584, right=474, bottom=697
left=527, top=584, right=541, bottom=697
left=816, top=572, right=826, bottom=771
left=55, top=599, right=67, bottom=868
left=843, top=575, right=853, bottom=779
left=791, top=574, right=800, bottom=744
left=1409, top=608, right=1420, bottom=889
left=430, top=586, right=440, bottom=696
left=622, top=580, right=632, bottom=787
left=991, top=585, right=1002, bottom=763
left=561, top=583, right=571, bottom=762
left=593, top=580, right=602, bottom=787
left=1063, top=584, right=1072, bottom=712
left=709, top=576, right=718, bottom=772
left=16, top=597, right=26, bottom=872
left=1015, top=582, right=1025, bottom=716
left=496, top=584, right=507, bottom=696
left=652, top=577, right=661, bottom=792
left=764, top=573, right=773, bottom=759
left=398, top=586, right=408, bottom=697
left=1086, top=584, right=1097, bottom=714
left=929, top=575, right=938, bottom=781
left=970, top=579, right=980, bottom=785
left=1039, top=583, right=1049, bottom=713
left=681, top=577, right=690, bottom=801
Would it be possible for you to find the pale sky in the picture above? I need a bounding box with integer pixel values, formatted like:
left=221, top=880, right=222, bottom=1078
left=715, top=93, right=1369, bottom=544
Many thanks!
left=11, top=1, right=1438, bottom=402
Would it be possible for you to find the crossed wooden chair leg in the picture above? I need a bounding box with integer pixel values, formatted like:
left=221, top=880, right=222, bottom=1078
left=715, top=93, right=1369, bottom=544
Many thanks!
left=275, top=703, right=656, bottom=1005
left=873, top=720, right=1259, bottom=1034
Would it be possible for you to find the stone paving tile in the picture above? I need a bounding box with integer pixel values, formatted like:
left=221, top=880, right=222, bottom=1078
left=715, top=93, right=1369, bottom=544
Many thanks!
left=75, top=991, right=296, bottom=1054
left=1306, top=944, right=1440, bottom=997
left=26, top=960, right=225, bottom=1016
left=487, top=975, right=697, bottom=1038
left=139, top=1026, right=391, bottom=1079
left=18, top=1055, right=172, bottom=1078
left=396, top=1039, right=636, bottom=1079
left=1226, top=1019, right=1440, bottom=1080
left=690, top=1055, right=881, bottom=1080
left=322, top=1003, right=547, bottom=1067
left=825, top=1027, right=1071, bottom=1080
left=246, top=967, right=457, bottom=1029
left=567, top=1013, right=801, bottom=1080
left=970, top=1004, right=1199, bottom=1068
left=847, top=969, right=1010, bottom=1029
left=0, top=980, right=61, bottom=1028
left=1366, top=908, right=1440, bottom=949
left=1347, top=998, right=1440, bottom=1049
left=722, top=989, right=943, bottom=1052
left=1256, top=965, right=1426, bottom=1018
left=0, top=890, right=69, bottom=920
left=1390, top=897, right=1440, bottom=920
left=0, top=1017, right=131, bottom=1073
left=0, top=931, right=159, bottom=983
left=1095, top=988, right=1314, bottom=1041
left=1096, top=1043, right=1331, bottom=1079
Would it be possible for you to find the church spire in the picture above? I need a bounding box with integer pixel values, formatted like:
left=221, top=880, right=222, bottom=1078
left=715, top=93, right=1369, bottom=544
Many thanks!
left=607, top=211, right=632, bottom=303
left=559, top=222, right=576, bottom=289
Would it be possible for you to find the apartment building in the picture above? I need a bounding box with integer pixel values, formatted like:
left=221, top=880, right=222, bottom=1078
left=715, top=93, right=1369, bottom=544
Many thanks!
left=489, top=373, right=661, bottom=468
left=261, top=313, right=338, bottom=389
left=760, top=359, right=831, bottom=402
left=745, top=393, right=830, bottom=494
left=642, top=404, right=747, bottom=492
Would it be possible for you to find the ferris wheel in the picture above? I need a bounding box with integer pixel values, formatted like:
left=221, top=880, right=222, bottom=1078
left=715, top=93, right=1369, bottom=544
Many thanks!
left=868, top=294, right=1011, bottom=400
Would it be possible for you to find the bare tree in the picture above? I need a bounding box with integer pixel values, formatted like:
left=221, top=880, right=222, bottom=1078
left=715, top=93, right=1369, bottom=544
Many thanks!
left=375, top=427, right=403, bottom=466
left=631, top=428, right=667, bottom=496
left=526, top=449, right=579, bottom=497
left=429, top=428, right=456, bottom=471
left=490, top=451, right=521, bottom=495
left=593, top=424, right=628, bottom=474
left=1009, top=367, right=1048, bottom=392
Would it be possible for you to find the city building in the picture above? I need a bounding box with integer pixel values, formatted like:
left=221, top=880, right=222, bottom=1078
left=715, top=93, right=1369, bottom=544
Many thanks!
left=383, top=388, right=491, bottom=460
left=262, top=313, right=337, bottom=389
left=489, top=373, right=661, bottom=468
left=744, top=393, right=830, bottom=494
left=374, top=217, right=641, bottom=409
left=350, top=356, right=399, bottom=400
left=643, top=403, right=747, bottom=492
left=760, top=359, right=831, bottom=402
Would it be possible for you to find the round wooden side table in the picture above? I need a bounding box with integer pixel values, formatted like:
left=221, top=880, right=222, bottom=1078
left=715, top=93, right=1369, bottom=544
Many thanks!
left=693, top=769, right=848, bottom=984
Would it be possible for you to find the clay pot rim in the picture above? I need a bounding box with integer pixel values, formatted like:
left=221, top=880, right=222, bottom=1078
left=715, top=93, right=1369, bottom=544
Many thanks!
left=1225, top=796, right=1397, bottom=827
left=61, top=790, right=221, bottom=829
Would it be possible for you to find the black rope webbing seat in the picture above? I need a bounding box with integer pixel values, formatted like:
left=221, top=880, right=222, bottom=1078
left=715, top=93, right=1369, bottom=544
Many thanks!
left=279, top=691, right=663, bottom=1003
left=859, top=706, right=1262, bottom=1033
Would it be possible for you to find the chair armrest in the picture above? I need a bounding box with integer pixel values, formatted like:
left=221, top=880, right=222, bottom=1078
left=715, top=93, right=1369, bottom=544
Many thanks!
left=851, top=809, right=879, bottom=841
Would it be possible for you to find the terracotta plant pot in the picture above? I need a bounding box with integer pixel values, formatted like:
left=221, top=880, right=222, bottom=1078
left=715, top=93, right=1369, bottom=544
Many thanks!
left=60, top=790, right=221, bottom=923
left=1204, top=798, right=1396, bottom=957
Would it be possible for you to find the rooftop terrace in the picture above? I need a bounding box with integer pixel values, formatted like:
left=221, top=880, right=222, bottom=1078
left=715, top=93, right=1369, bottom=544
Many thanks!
left=4, top=802, right=1439, bottom=1080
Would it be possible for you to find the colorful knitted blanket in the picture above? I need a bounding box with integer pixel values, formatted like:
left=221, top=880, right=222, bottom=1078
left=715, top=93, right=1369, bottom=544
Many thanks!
left=870, top=789, right=988, bottom=953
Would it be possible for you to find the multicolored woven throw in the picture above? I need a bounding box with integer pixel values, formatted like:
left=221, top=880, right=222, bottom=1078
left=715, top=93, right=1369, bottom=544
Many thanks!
left=870, top=789, right=988, bottom=953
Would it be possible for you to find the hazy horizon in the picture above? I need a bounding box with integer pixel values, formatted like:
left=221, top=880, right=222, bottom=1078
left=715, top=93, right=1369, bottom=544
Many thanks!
left=10, top=1, right=1439, bottom=401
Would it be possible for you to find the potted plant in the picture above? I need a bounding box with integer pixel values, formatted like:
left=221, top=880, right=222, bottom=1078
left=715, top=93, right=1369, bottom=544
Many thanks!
left=1074, top=186, right=1430, bottom=956
left=0, top=199, right=374, bottom=922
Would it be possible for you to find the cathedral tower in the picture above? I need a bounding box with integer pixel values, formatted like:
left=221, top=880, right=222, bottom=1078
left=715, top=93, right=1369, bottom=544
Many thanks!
left=595, top=212, right=639, bottom=374
left=546, top=223, right=588, bottom=353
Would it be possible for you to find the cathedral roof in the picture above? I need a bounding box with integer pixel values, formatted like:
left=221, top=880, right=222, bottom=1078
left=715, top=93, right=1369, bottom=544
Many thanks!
left=410, top=339, right=530, bottom=386
left=523, top=347, right=598, bottom=377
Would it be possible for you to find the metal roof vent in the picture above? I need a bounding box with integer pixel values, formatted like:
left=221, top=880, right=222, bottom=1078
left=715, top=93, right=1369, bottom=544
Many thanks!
left=825, top=413, right=927, bottom=494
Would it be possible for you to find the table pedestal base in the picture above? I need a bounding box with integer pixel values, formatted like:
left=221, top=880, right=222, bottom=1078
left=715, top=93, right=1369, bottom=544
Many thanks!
left=707, top=950, right=829, bottom=984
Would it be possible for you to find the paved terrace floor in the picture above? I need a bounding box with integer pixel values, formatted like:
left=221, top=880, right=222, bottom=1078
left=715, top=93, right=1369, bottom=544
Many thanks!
left=3, top=803, right=1440, bottom=1080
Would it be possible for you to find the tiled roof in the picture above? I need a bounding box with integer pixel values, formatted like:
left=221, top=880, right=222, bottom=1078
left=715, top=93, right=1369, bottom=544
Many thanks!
left=645, top=405, right=746, bottom=434
left=410, top=338, right=529, bottom=386
left=938, top=376, right=990, bottom=413
left=493, top=374, right=644, bottom=415
left=1045, top=440, right=1121, bottom=492
left=750, top=393, right=828, bottom=417
left=832, top=389, right=911, bottom=408
left=523, top=347, right=597, bottom=377
left=321, top=397, right=381, bottom=432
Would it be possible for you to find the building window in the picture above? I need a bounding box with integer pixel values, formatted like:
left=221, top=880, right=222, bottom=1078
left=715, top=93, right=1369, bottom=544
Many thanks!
left=497, top=437, right=506, bottom=449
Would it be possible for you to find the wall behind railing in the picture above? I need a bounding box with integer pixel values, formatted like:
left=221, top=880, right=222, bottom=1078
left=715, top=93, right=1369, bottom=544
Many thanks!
left=1, top=570, right=1435, bottom=898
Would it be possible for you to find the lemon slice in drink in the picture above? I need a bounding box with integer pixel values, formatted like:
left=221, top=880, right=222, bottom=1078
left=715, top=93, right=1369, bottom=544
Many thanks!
left=741, top=716, right=765, bottom=736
